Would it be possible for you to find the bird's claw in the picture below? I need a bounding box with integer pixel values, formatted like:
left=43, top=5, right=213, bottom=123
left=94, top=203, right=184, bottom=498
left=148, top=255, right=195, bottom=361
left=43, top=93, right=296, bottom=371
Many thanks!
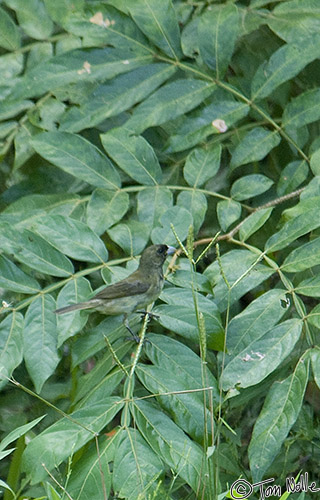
left=125, top=322, right=150, bottom=344
left=136, top=310, right=160, bottom=321
left=125, top=335, right=151, bottom=345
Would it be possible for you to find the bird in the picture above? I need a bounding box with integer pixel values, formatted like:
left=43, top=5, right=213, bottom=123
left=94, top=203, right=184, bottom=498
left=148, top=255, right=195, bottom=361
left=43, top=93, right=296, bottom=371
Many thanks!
left=55, top=244, right=176, bottom=342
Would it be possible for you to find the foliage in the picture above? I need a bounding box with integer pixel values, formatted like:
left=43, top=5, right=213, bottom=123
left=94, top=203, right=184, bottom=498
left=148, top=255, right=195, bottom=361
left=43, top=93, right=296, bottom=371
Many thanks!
left=0, top=0, right=320, bottom=498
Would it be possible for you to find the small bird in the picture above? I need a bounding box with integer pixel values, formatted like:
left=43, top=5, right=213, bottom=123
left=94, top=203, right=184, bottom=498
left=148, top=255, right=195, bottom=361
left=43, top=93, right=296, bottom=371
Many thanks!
left=55, top=244, right=175, bottom=341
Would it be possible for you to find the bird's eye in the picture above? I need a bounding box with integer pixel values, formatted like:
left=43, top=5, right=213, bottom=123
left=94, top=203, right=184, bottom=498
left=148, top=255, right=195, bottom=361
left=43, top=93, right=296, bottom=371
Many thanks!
left=157, top=246, right=165, bottom=254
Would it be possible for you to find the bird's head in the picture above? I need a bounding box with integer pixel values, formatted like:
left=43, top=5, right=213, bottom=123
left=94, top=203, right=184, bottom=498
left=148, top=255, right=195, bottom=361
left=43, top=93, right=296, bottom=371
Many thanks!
left=139, top=244, right=175, bottom=271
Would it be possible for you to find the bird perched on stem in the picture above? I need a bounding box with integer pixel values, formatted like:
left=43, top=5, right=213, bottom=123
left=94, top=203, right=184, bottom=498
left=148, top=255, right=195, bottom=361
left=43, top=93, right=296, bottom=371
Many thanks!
left=55, top=244, right=175, bottom=342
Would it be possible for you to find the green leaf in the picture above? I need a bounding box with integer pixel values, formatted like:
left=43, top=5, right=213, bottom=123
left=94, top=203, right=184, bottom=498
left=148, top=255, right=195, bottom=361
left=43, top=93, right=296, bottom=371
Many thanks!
left=265, top=205, right=320, bottom=252
left=30, top=96, right=65, bottom=132
left=33, top=215, right=108, bottom=263
left=0, top=121, right=17, bottom=139
left=0, top=224, right=74, bottom=277
left=76, top=369, right=124, bottom=409
left=31, top=131, right=121, bottom=190
left=310, top=148, right=320, bottom=176
left=74, top=344, right=131, bottom=404
left=60, top=63, right=175, bottom=132
left=165, top=99, right=249, bottom=153
left=23, top=295, right=59, bottom=393
left=251, top=36, right=320, bottom=100
left=281, top=196, right=320, bottom=221
left=0, top=415, right=45, bottom=453
left=0, top=479, right=14, bottom=495
left=1, top=193, right=81, bottom=226
left=71, top=316, right=133, bottom=368
left=198, top=4, right=239, bottom=77
left=310, top=348, right=320, bottom=389
left=153, top=304, right=223, bottom=350
left=5, top=0, right=54, bottom=40
left=113, top=429, right=163, bottom=499
left=295, top=275, right=320, bottom=298
left=267, top=0, right=320, bottom=43
left=177, top=191, right=207, bottom=233
left=0, top=450, right=14, bottom=461
left=217, top=200, right=241, bottom=232
left=204, top=249, right=274, bottom=311
left=231, top=174, right=274, bottom=201
left=281, top=237, right=320, bottom=272
left=0, top=99, right=33, bottom=121
left=0, top=52, right=23, bottom=87
left=137, top=187, right=173, bottom=229
left=277, top=160, right=308, bottom=196
left=248, top=358, right=309, bottom=482
left=101, top=128, right=162, bottom=185
left=0, top=255, right=40, bottom=294
left=56, top=277, right=92, bottom=347
left=13, top=120, right=40, bottom=170
left=62, top=4, right=148, bottom=53
left=161, top=287, right=218, bottom=314
left=126, top=0, right=182, bottom=59
left=239, top=208, right=273, bottom=241
left=151, top=206, right=193, bottom=246
left=230, top=127, right=281, bottom=169
left=0, top=7, right=21, bottom=50
left=166, top=268, right=212, bottom=294
left=42, top=0, right=82, bottom=23
left=22, top=398, right=123, bottom=483
left=86, top=189, right=130, bottom=235
left=221, top=319, right=303, bottom=390
left=26, top=40, right=53, bottom=68
left=0, top=312, right=24, bottom=390
left=181, top=15, right=199, bottom=58
left=307, top=305, right=320, bottom=332
left=67, top=437, right=112, bottom=500
left=146, top=333, right=219, bottom=399
left=46, top=483, right=62, bottom=500
left=300, top=178, right=320, bottom=202
left=132, top=400, right=205, bottom=494
left=10, top=47, right=152, bottom=100
left=282, top=88, right=320, bottom=128
left=183, top=144, right=221, bottom=187
left=108, top=221, right=150, bottom=255
left=136, top=364, right=213, bottom=442
left=125, top=79, right=216, bottom=134
left=227, top=289, right=288, bottom=356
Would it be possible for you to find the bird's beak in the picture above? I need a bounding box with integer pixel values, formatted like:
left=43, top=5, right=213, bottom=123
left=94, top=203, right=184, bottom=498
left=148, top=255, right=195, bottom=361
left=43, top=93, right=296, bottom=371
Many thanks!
left=167, top=246, right=176, bottom=255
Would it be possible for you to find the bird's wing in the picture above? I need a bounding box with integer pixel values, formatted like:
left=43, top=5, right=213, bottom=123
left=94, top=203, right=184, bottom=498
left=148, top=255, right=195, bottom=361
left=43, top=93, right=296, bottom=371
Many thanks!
left=93, top=275, right=150, bottom=300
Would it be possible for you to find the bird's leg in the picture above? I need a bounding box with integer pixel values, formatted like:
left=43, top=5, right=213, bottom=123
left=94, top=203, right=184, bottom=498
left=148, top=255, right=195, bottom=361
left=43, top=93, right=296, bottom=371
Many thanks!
left=135, top=310, right=160, bottom=321
left=123, top=314, right=140, bottom=343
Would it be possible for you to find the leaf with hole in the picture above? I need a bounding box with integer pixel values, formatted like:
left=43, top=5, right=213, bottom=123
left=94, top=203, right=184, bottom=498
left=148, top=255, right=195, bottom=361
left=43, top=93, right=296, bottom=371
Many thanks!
left=221, top=319, right=303, bottom=390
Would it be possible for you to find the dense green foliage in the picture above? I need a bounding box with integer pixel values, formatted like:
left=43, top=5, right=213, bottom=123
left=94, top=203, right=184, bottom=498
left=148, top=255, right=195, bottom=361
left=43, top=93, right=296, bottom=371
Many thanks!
left=0, top=0, right=320, bottom=498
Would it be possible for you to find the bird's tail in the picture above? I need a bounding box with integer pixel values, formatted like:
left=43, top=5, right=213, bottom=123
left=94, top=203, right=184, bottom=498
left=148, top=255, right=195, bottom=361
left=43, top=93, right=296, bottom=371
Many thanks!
left=54, top=301, right=96, bottom=315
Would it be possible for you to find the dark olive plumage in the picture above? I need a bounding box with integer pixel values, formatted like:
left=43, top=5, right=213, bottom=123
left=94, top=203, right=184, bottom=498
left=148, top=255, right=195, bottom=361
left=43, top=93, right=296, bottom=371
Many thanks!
left=55, top=244, right=175, bottom=340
